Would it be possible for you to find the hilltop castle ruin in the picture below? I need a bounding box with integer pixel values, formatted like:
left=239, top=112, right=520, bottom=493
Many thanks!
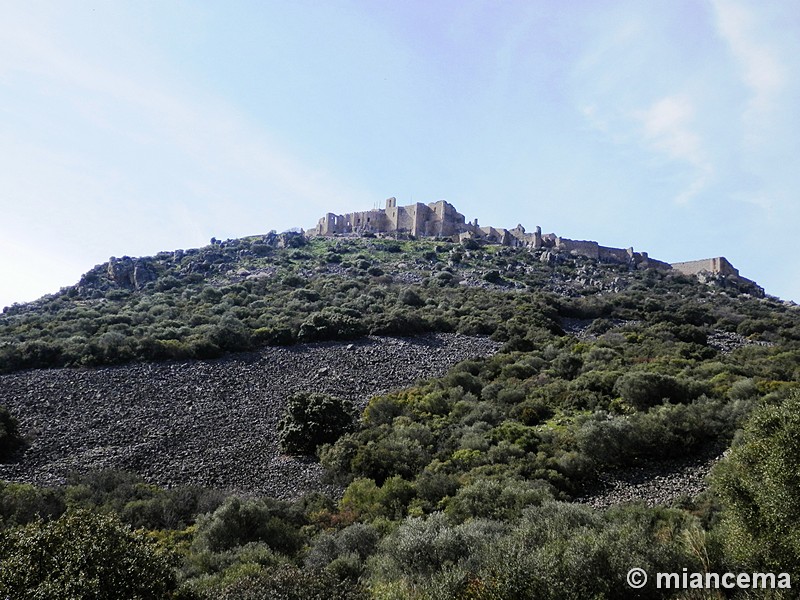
left=310, top=197, right=755, bottom=284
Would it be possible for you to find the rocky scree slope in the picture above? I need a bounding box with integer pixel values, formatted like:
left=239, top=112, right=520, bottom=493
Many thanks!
left=0, top=334, right=501, bottom=499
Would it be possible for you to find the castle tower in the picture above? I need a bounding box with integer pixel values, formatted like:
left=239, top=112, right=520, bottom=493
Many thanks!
left=385, top=197, right=398, bottom=230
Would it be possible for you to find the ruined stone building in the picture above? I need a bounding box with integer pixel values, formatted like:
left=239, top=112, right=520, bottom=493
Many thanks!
left=312, top=198, right=469, bottom=238
left=311, top=197, right=544, bottom=247
left=549, top=236, right=672, bottom=271
left=310, top=197, right=752, bottom=281
left=671, top=257, right=739, bottom=278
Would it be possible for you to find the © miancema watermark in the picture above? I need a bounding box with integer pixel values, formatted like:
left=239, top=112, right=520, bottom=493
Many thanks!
left=627, top=567, right=791, bottom=590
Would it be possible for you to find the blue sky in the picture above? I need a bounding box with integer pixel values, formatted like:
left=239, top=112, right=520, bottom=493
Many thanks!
left=1, top=0, right=798, bottom=309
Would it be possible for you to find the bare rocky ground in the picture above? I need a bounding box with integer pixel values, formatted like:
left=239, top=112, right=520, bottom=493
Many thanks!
left=575, top=449, right=725, bottom=509
left=0, top=334, right=501, bottom=499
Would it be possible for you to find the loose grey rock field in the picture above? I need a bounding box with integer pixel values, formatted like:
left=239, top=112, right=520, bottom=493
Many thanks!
left=0, top=334, right=501, bottom=499
left=576, top=450, right=724, bottom=509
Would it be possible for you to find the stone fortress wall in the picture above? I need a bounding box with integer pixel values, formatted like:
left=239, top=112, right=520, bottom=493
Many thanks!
left=315, top=198, right=469, bottom=239
left=671, top=257, right=739, bottom=278
left=310, top=197, right=745, bottom=278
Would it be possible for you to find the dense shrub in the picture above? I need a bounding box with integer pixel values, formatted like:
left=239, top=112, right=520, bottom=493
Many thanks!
left=305, top=522, right=381, bottom=579
left=0, top=509, right=177, bottom=599
left=370, top=512, right=505, bottom=584
left=278, top=392, right=357, bottom=455
left=202, top=565, right=367, bottom=600
left=613, top=371, right=689, bottom=410
left=368, top=503, right=702, bottom=600
left=64, top=469, right=226, bottom=530
left=713, top=392, right=800, bottom=572
left=298, top=308, right=366, bottom=342
left=0, top=482, right=65, bottom=528
left=0, top=405, right=23, bottom=461
left=470, top=503, right=699, bottom=600
left=444, top=478, right=553, bottom=522
left=577, top=398, right=752, bottom=468
left=193, top=497, right=304, bottom=556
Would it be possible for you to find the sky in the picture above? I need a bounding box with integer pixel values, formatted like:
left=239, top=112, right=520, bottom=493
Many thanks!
left=1, top=0, right=798, bottom=309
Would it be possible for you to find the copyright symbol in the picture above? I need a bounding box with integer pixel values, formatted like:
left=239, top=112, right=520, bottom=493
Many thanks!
left=627, top=568, right=647, bottom=588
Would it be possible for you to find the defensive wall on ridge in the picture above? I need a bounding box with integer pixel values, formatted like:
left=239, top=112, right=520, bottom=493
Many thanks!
left=671, top=258, right=739, bottom=277
left=310, top=197, right=747, bottom=279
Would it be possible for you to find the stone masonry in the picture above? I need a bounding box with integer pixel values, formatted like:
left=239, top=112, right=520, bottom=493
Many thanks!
left=310, top=197, right=753, bottom=281
left=311, top=198, right=675, bottom=270
left=671, top=258, right=739, bottom=277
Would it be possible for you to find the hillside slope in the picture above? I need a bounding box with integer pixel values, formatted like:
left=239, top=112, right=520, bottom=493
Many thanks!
left=2, top=233, right=799, bottom=598
left=0, top=334, right=499, bottom=497
left=0, top=234, right=770, bottom=373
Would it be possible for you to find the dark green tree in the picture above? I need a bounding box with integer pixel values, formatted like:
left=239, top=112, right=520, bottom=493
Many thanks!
left=0, top=509, right=177, bottom=599
left=278, top=392, right=357, bottom=455
left=0, top=405, right=23, bottom=462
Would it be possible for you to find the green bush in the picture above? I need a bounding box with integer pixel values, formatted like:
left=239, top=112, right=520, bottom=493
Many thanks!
left=0, top=509, right=177, bottom=599
left=469, top=503, right=699, bottom=600
left=305, top=522, right=380, bottom=576
left=369, top=512, right=505, bottom=583
left=577, top=398, right=751, bottom=469
left=298, top=308, right=366, bottom=341
left=613, top=371, right=688, bottom=410
left=193, top=497, right=304, bottom=556
left=0, top=405, right=23, bottom=462
left=713, top=392, right=800, bottom=572
left=444, top=478, right=553, bottom=522
left=0, top=482, right=65, bottom=529
left=203, top=564, right=367, bottom=600
left=278, top=392, right=357, bottom=455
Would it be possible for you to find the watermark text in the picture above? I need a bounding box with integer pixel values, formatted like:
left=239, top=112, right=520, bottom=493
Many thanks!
left=627, top=568, right=791, bottom=590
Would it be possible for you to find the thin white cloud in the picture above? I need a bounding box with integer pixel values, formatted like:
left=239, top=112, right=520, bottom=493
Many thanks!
left=710, top=0, right=787, bottom=121
left=708, top=0, right=796, bottom=221
left=635, top=95, right=712, bottom=203
left=638, top=96, right=703, bottom=165
left=736, top=191, right=774, bottom=213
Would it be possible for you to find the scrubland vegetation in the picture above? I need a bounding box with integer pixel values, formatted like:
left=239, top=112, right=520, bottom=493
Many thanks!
left=1, top=235, right=799, bottom=597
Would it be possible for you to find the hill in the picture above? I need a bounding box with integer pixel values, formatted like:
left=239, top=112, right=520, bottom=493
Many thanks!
left=0, top=232, right=769, bottom=372
left=1, top=231, right=799, bottom=598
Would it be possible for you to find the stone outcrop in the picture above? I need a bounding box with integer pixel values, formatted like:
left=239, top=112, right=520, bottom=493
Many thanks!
left=576, top=449, right=724, bottom=509
left=106, top=257, right=157, bottom=290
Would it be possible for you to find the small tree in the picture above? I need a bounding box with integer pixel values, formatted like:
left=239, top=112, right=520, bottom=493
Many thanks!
left=713, top=392, right=800, bottom=572
left=0, top=509, right=177, bottom=599
left=278, top=392, right=357, bottom=455
left=0, top=405, right=23, bottom=462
